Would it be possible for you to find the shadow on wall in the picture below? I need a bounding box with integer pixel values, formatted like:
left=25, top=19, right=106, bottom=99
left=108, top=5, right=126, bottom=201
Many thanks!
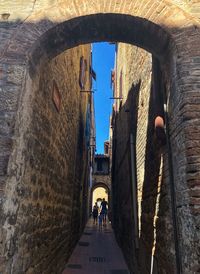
left=137, top=58, right=178, bottom=274
left=138, top=82, right=163, bottom=273
left=112, top=80, right=140, bottom=273
left=112, top=63, right=175, bottom=274
left=0, top=35, right=92, bottom=273
left=138, top=80, right=176, bottom=273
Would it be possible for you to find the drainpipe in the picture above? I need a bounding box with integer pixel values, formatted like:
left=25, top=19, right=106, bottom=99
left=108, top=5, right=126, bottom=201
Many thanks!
left=130, top=133, right=139, bottom=249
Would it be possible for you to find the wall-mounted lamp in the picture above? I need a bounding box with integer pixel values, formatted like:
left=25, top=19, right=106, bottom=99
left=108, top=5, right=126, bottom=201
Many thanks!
left=154, top=116, right=166, bottom=146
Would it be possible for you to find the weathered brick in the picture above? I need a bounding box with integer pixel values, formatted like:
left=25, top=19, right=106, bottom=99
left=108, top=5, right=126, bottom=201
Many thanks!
left=0, top=1, right=199, bottom=274
left=0, top=44, right=92, bottom=273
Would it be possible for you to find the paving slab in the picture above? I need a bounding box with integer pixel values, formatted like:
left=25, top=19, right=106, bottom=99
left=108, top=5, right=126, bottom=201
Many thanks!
left=62, top=219, right=130, bottom=274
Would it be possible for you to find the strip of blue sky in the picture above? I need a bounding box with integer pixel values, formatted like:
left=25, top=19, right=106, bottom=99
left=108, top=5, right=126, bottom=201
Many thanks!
left=92, top=42, right=115, bottom=154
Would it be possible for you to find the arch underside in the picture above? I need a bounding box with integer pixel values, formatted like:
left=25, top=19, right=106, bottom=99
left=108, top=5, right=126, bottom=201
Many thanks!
left=29, top=13, right=171, bottom=76
left=91, top=182, right=110, bottom=192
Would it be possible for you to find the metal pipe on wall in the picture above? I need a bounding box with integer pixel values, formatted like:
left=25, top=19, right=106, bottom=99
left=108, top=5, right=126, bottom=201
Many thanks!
left=130, top=133, right=139, bottom=249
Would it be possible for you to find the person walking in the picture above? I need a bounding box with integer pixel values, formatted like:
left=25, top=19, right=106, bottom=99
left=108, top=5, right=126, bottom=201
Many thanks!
left=92, top=202, right=98, bottom=225
left=100, top=198, right=108, bottom=226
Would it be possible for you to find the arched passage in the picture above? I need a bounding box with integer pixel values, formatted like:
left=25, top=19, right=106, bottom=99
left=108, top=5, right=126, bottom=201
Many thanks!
left=92, top=187, right=108, bottom=207
left=0, top=2, right=199, bottom=274
left=90, top=182, right=110, bottom=213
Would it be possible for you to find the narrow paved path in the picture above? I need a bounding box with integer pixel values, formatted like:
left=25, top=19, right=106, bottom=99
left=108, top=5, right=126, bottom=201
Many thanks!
left=62, top=219, right=130, bottom=274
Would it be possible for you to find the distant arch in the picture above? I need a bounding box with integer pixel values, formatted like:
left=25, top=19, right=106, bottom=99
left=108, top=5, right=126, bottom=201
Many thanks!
left=90, top=182, right=111, bottom=214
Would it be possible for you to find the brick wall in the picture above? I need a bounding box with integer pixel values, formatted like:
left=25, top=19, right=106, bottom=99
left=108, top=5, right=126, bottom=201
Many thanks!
left=112, top=28, right=200, bottom=273
left=93, top=174, right=111, bottom=188
left=112, top=43, right=176, bottom=274
left=0, top=44, right=92, bottom=274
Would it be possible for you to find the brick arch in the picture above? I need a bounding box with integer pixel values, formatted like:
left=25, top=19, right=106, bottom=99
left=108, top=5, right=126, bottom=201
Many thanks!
left=91, top=182, right=110, bottom=194
left=90, top=182, right=111, bottom=214
left=1, top=0, right=199, bottom=91
left=29, top=13, right=171, bottom=75
left=2, top=0, right=198, bottom=66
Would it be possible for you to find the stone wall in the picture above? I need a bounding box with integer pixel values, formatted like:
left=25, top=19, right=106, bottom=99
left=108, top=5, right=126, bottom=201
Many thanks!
left=0, top=44, right=92, bottom=274
left=93, top=174, right=111, bottom=188
left=112, top=43, right=176, bottom=274
left=112, top=24, right=200, bottom=272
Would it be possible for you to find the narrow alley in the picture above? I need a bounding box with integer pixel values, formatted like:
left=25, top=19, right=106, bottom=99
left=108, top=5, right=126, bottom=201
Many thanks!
left=62, top=219, right=129, bottom=274
left=0, top=1, right=200, bottom=274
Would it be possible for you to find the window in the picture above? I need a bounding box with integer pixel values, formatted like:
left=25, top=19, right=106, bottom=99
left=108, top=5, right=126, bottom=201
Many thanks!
left=97, top=159, right=103, bottom=172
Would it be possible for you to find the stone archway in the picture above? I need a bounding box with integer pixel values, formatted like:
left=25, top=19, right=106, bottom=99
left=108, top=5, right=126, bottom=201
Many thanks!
left=0, top=1, right=199, bottom=273
left=90, top=182, right=111, bottom=213
left=28, top=13, right=171, bottom=75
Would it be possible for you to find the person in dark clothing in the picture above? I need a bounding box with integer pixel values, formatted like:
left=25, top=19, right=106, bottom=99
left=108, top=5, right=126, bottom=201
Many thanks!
left=92, top=202, right=98, bottom=225
left=100, top=198, right=108, bottom=226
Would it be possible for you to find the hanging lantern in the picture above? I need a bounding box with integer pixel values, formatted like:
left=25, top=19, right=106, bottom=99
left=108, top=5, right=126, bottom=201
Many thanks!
left=154, top=116, right=166, bottom=146
left=155, top=116, right=164, bottom=129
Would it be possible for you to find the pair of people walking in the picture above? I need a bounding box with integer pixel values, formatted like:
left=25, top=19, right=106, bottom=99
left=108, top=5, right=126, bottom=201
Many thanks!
left=92, top=198, right=108, bottom=230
